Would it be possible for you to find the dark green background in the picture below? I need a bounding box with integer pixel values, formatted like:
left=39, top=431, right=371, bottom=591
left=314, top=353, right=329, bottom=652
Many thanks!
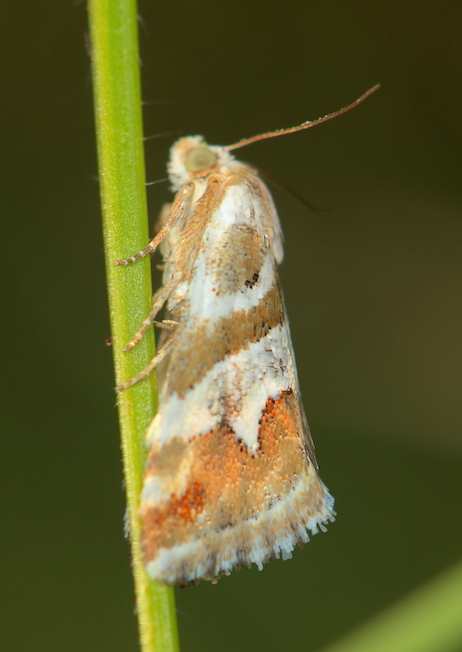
left=2, top=2, right=461, bottom=651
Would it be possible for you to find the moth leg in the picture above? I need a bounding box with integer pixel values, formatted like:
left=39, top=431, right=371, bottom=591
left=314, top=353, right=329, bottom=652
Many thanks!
left=123, top=275, right=179, bottom=352
left=115, top=334, right=176, bottom=392
left=154, top=319, right=179, bottom=330
left=115, top=182, right=194, bottom=266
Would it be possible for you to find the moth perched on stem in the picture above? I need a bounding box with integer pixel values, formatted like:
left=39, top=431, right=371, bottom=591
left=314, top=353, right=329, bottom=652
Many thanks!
left=116, top=85, right=379, bottom=585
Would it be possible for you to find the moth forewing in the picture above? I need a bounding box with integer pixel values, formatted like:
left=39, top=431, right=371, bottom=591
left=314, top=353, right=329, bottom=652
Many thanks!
left=120, top=139, right=334, bottom=585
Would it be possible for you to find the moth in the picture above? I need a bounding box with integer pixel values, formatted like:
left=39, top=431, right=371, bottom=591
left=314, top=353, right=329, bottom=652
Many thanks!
left=116, top=86, right=378, bottom=585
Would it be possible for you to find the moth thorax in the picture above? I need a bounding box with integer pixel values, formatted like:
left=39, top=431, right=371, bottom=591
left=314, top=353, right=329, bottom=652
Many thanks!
left=185, top=145, right=217, bottom=173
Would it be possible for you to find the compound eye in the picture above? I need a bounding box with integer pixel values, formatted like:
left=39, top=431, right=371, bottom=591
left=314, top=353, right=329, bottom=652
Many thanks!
left=185, top=145, right=217, bottom=173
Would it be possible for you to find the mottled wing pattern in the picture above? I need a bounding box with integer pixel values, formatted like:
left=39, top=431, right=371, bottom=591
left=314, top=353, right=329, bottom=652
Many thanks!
left=136, top=140, right=334, bottom=584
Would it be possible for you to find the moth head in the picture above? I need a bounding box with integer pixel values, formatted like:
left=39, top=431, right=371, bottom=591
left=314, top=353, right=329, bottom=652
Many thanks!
left=168, top=136, right=236, bottom=192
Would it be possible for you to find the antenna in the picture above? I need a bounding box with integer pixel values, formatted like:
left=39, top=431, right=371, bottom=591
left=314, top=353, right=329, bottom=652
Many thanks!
left=223, top=84, right=380, bottom=152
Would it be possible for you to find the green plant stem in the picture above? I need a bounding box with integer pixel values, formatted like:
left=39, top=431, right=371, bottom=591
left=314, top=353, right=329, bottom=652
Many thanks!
left=319, top=559, right=462, bottom=652
left=88, top=1, right=179, bottom=650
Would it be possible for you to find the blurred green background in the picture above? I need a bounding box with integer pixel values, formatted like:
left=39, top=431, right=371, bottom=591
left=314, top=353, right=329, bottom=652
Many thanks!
left=2, top=1, right=461, bottom=651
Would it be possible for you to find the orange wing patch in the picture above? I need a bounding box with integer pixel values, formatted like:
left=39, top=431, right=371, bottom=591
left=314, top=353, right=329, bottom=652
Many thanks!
left=141, top=390, right=331, bottom=584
